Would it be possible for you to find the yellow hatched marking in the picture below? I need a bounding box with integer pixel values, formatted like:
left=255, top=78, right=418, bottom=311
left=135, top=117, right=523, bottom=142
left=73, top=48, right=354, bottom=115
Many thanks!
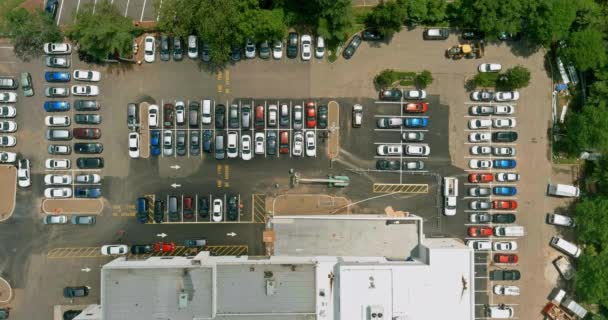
left=372, top=183, right=429, bottom=193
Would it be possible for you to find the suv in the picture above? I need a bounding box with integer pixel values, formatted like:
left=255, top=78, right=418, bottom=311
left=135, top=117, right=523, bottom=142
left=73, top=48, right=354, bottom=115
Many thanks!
left=77, top=157, right=104, bottom=169
left=0, top=76, right=17, bottom=89
left=160, top=35, right=170, bottom=61
left=21, top=72, right=34, bottom=96
left=227, top=195, right=238, bottom=221
left=492, top=131, right=518, bottom=142
left=228, top=104, right=239, bottom=128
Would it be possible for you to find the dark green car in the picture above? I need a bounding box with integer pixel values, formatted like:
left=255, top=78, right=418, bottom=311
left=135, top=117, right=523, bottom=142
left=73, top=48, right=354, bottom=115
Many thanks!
left=492, top=213, right=516, bottom=224
left=76, top=157, right=104, bottom=169
left=492, top=131, right=518, bottom=143
left=227, top=195, right=238, bottom=221
left=75, top=114, right=101, bottom=125
left=317, top=105, right=328, bottom=129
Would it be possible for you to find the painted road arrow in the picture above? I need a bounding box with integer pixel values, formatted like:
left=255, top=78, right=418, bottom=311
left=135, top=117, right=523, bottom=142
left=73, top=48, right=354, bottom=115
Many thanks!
left=170, top=165, right=181, bottom=170
left=171, top=183, right=181, bottom=188
left=157, top=233, right=167, bottom=238
left=227, top=232, right=237, bottom=237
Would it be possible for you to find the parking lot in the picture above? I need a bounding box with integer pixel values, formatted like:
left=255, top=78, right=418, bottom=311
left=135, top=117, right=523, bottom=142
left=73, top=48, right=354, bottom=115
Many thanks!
left=0, top=26, right=555, bottom=320
left=54, top=0, right=161, bottom=25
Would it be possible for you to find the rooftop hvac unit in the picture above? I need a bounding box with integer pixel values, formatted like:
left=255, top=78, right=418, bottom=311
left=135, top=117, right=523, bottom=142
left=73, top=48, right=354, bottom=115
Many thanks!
left=367, top=305, right=384, bottom=319
left=266, top=279, right=276, bottom=296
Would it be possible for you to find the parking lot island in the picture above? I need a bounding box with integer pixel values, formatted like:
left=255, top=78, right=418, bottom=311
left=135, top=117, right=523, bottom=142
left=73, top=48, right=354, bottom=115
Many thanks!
left=42, top=199, right=104, bottom=214
left=0, top=165, right=17, bottom=222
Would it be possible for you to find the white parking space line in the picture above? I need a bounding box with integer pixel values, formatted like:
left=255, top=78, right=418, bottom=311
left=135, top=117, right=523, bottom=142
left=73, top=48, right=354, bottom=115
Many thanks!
left=140, top=0, right=147, bottom=21
left=57, top=0, right=65, bottom=25
left=157, top=0, right=162, bottom=21
left=374, top=101, right=401, bottom=105
left=92, top=0, right=97, bottom=14
left=373, top=115, right=429, bottom=118
left=124, top=0, right=130, bottom=17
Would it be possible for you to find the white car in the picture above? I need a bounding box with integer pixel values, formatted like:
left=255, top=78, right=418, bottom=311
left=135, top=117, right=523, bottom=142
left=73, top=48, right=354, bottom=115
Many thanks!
left=254, top=132, right=265, bottom=155
left=471, top=146, right=491, bottom=155
left=469, top=132, right=491, bottom=142
left=493, top=241, right=518, bottom=251
left=305, top=131, right=316, bottom=157
left=44, top=174, right=72, bottom=185
left=315, top=36, right=325, bottom=58
left=0, top=105, right=16, bottom=118
left=0, top=151, right=16, bottom=163
left=227, top=131, right=239, bottom=158
left=46, top=56, right=70, bottom=68
left=292, top=131, right=303, bottom=157
left=212, top=199, right=223, bottom=222
left=144, top=36, right=155, bottom=63
left=128, top=132, right=140, bottom=158
left=163, top=131, right=173, bottom=156
left=469, top=105, right=494, bottom=115
left=45, top=158, right=71, bottom=170
left=478, top=63, right=502, bottom=73
left=45, top=116, right=70, bottom=127
left=148, top=104, right=159, bottom=127
left=495, top=91, right=520, bottom=102
left=101, top=245, right=128, bottom=256
left=466, top=240, right=492, bottom=251
left=43, top=215, right=68, bottom=224
left=469, top=119, right=492, bottom=129
left=73, top=70, right=101, bottom=82
left=496, top=172, right=520, bottom=182
left=272, top=40, right=283, bottom=59
left=241, top=134, right=252, bottom=160
left=0, top=135, right=16, bottom=147
left=377, top=144, right=402, bottom=156
left=0, top=120, right=17, bottom=133
left=71, top=85, right=99, bottom=96
left=45, top=86, right=68, bottom=97
left=17, top=159, right=30, bottom=187
left=470, top=90, right=494, bottom=101
left=405, top=144, right=430, bottom=156
left=175, top=101, right=185, bottom=125
left=0, top=92, right=17, bottom=103
left=187, top=35, right=198, bottom=59
left=75, top=173, right=101, bottom=184
left=44, top=187, right=72, bottom=198
left=494, top=105, right=514, bottom=114
left=245, top=39, right=256, bottom=59
left=469, top=159, right=492, bottom=169
left=493, top=285, right=520, bottom=296
left=301, top=34, right=312, bottom=60
left=43, top=42, right=71, bottom=54
left=403, top=89, right=427, bottom=100
left=493, top=118, right=516, bottom=128
left=487, top=306, right=514, bottom=319
left=493, top=146, right=516, bottom=156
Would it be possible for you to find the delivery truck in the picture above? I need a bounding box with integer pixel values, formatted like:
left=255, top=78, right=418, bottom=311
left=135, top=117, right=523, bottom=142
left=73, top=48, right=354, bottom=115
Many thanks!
left=547, top=184, right=580, bottom=197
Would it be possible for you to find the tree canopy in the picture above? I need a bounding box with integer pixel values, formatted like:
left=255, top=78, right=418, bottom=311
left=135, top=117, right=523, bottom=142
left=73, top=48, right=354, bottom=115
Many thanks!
left=68, top=0, right=139, bottom=61
left=560, top=29, right=607, bottom=71
left=365, top=0, right=407, bottom=38
left=1, top=7, right=62, bottom=60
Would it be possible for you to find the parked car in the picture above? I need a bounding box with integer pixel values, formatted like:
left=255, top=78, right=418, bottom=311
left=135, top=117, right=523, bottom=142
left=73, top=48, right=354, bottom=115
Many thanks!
left=496, top=172, right=520, bottom=182
left=0, top=151, right=16, bottom=163
left=493, top=146, right=516, bottom=156
left=187, top=35, right=198, bottom=59
left=176, top=131, right=186, bottom=156
left=478, top=63, right=502, bottom=73
left=495, top=105, right=515, bottom=114
left=469, top=186, right=491, bottom=197
left=45, top=56, right=70, bottom=68
left=305, top=131, right=316, bottom=157
left=63, top=286, right=88, bottom=298
left=376, top=160, right=400, bottom=170
left=493, top=285, right=520, bottom=296
left=163, top=103, right=174, bottom=129
left=342, top=35, right=361, bottom=59
left=495, top=91, right=520, bottom=102
left=493, top=118, right=516, bottom=128
left=493, top=159, right=517, bottom=169
left=241, top=134, right=252, bottom=160
left=471, top=145, right=491, bottom=155
left=45, top=159, right=71, bottom=170
left=300, top=34, right=312, bottom=60
left=470, top=90, right=494, bottom=101
left=212, top=199, right=223, bottom=222
left=469, top=132, right=491, bottom=142
left=154, top=242, right=176, bottom=253
left=494, top=253, right=518, bottom=264
left=352, top=104, right=363, bottom=127
left=402, top=132, right=424, bottom=141
left=73, top=70, right=101, bottom=82
left=315, top=36, right=325, bottom=58
left=494, top=241, right=518, bottom=251
left=44, top=174, right=72, bottom=185
left=379, top=88, right=402, bottom=101
left=74, top=143, right=103, bottom=154
left=470, top=200, right=492, bottom=210
left=75, top=174, right=101, bottom=184
left=101, top=245, right=128, bottom=255
left=44, top=214, right=68, bottom=225
left=404, top=160, right=424, bottom=170
left=423, top=28, right=449, bottom=40
left=376, top=144, right=402, bottom=156
left=227, top=195, right=239, bottom=221
left=273, top=40, right=283, bottom=59
left=71, top=85, right=99, bottom=96
left=404, top=102, right=428, bottom=113
left=305, top=102, right=316, bottom=128
left=48, top=144, right=71, bottom=155
left=255, top=132, right=265, bottom=155
left=76, top=157, right=104, bottom=169
left=0, top=105, right=16, bottom=118
left=44, top=42, right=71, bottom=54
left=467, top=240, right=492, bottom=251
left=144, top=36, right=155, bottom=62
left=469, top=119, right=492, bottom=129
left=468, top=226, right=493, bottom=237
left=17, top=159, right=31, bottom=187
left=493, top=186, right=517, bottom=196
left=128, top=132, right=140, bottom=158
left=45, top=71, right=70, bottom=82
left=317, top=105, right=328, bottom=129
left=200, top=42, right=211, bottom=62
left=245, top=39, right=256, bottom=59
left=0, top=136, right=16, bottom=147
left=493, top=200, right=517, bottom=210
left=44, top=86, right=69, bottom=97
left=131, top=244, right=153, bottom=254
left=160, top=34, right=170, bottom=61
left=362, top=29, right=383, bottom=41
left=215, top=104, right=225, bottom=129
left=404, top=118, right=428, bottom=128
left=293, top=105, right=303, bottom=130
left=403, top=89, right=427, bottom=100
left=469, top=105, right=494, bottom=115
left=405, top=144, right=430, bottom=156
left=287, top=32, right=298, bottom=58
left=74, top=100, right=99, bottom=111
left=470, top=212, right=491, bottom=223
left=44, top=101, right=70, bottom=112
left=173, top=37, right=183, bottom=60
left=461, top=29, right=485, bottom=40
left=492, top=131, right=518, bottom=142
left=266, top=131, right=277, bottom=155
left=73, top=128, right=101, bottom=139
left=190, top=131, right=200, bottom=156
left=71, top=215, right=96, bottom=225
left=469, top=159, right=492, bottom=169
left=0, top=120, right=17, bottom=132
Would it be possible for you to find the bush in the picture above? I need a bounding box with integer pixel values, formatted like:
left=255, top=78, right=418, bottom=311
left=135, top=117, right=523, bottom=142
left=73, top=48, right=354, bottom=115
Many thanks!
left=415, top=70, right=433, bottom=88
left=374, top=69, right=429, bottom=89
left=374, top=69, right=397, bottom=87
left=473, top=72, right=500, bottom=87
left=499, top=65, right=531, bottom=89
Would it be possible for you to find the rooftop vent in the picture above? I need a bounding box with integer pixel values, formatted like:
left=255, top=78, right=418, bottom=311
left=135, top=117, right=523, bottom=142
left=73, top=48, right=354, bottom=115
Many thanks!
left=367, top=305, right=384, bottom=319
left=266, top=280, right=276, bottom=296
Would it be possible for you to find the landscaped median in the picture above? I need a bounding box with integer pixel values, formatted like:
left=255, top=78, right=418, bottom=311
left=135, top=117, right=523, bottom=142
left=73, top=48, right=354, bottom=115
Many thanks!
left=374, top=69, right=433, bottom=89
left=0, top=165, right=17, bottom=222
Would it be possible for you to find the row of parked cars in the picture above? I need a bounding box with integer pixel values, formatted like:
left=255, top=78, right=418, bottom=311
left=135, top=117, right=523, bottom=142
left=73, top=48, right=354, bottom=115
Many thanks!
left=0, top=73, right=26, bottom=152
left=136, top=194, right=239, bottom=223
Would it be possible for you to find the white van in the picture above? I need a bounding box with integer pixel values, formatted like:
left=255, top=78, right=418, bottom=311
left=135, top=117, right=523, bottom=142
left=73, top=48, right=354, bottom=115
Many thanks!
left=227, top=131, right=238, bottom=158
left=550, top=236, right=582, bottom=258
left=201, top=100, right=212, bottom=124
left=487, top=306, right=514, bottom=319
left=546, top=213, right=575, bottom=228
left=443, top=177, right=458, bottom=216
left=547, top=184, right=580, bottom=197
left=493, top=226, right=525, bottom=237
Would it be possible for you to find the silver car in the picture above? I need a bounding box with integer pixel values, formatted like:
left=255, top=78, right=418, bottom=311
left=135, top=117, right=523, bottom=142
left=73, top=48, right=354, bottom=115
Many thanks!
left=163, top=131, right=173, bottom=156
left=43, top=215, right=68, bottom=224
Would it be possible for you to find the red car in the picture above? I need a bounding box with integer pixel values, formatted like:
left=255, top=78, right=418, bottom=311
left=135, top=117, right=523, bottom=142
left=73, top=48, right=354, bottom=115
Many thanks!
left=404, top=102, right=428, bottom=113
left=73, top=128, right=101, bottom=139
left=154, top=242, right=175, bottom=253
left=163, top=103, right=174, bottom=129
left=254, top=106, right=264, bottom=130
left=468, top=226, right=493, bottom=237
left=493, top=200, right=517, bottom=210
left=494, top=253, right=518, bottom=264
left=305, top=102, right=316, bottom=128
left=468, top=173, right=493, bottom=183
left=279, top=130, right=289, bottom=154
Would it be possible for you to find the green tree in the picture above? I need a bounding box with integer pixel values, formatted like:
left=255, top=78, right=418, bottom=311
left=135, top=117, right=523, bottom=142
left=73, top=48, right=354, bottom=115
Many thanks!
left=155, top=0, right=200, bottom=38
left=561, top=102, right=608, bottom=155
left=68, top=0, right=139, bottom=61
left=406, top=0, right=428, bottom=25
left=499, top=65, right=531, bottom=89
left=416, top=70, right=433, bottom=88
left=526, top=0, right=577, bottom=46
left=575, top=197, right=608, bottom=247
left=1, top=8, right=62, bottom=60
left=316, top=0, right=353, bottom=44
left=365, top=0, right=407, bottom=38
left=560, top=29, right=607, bottom=71
left=195, top=0, right=241, bottom=67
left=575, top=248, right=608, bottom=309
left=424, top=0, right=447, bottom=24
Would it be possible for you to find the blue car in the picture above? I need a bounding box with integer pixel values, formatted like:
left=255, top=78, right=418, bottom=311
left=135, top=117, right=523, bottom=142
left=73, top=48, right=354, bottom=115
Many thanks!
left=74, top=187, right=101, bottom=198
left=45, top=71, right=70, bottom=82
left=44, top=101, right=70, bottom=112
left=150, top=130, right=161, bottom=156
left=493, top=159, right=517, bottom=169
left=404, top=117, right=429, bottom=128
left=493, top=186, right=517, bottom=196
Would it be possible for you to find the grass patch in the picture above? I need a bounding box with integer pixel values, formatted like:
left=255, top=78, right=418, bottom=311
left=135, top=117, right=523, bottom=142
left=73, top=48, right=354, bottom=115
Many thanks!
left=553, top=155, right=579, bottom=165
left=0, top=0, right=25, bottom=34
left=374, top=69, right=432, bottom=89
left=399, top=79, right=414, bottom=86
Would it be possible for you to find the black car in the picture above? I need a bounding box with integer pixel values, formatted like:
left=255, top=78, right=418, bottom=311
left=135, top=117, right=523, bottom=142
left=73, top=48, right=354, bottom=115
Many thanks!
left=317, top=105, right=328, bottom=129
left=63, top=310, right=81, bottom=320
left=376, top=160, right=401, bottom=170
left=63, top=286, right=89, bottom=298
left=176, top=131, right=186, bottom=156
left=160, top=34, right=170, bottom=61
left=127, top=103, right=138, bottom=129
left=287, top=32, right=298, bottom=59
left=215, top=104, right=226, bottom=129
left=362, top=29, right=383, bottom=41
left=202, top=130, right=213, bottom=152
left=190, top=130, right=200, bottom=155
left=189, top=101, right=200, bottom=128
left=267, top=131, right=277, bottom=155
left=173, top=37, right=183, bottom=60
left=342, top=35, right=362, bottom=59
left=130, top=244, right=153, bottom=254
left=228, top=104, right=239, bottom=128
left=231, top=46, right=241, bottom=61
left=45, top=0, right=59, bottom=19
left=154, top=200, right=164, bottom=223
left=74, top=100, right=99, bottom=111
left=200, top=42, right=211, bottom=62
left=497, top=32, right=521, bottom=41
left=227, top=195, right=238, bottom=221
left=74, top=143, right=103, bottom=154
left=74, top=187, right=101, bottom=198
left=74, top=114, right=101, bottom=125
left=492, top=213, right=516, bottom=223
left=77, top=157, right=104, bottom=169
left=198, top=196, right=209, bottom=219
left=461, top=29, right=485, bottom=40
left=492, top=131, right=518, bottom=143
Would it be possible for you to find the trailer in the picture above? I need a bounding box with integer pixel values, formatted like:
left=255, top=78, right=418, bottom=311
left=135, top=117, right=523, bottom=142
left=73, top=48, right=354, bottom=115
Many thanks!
left=543, top=302, right=576, bottom=320
left=553, top=256, right=575, bottom=280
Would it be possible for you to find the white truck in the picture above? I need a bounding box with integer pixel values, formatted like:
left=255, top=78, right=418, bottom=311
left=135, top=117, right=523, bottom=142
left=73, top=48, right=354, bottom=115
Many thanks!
left=443, top=177, right=458, bottom=216
left=547, top=184, right=580, bottom=197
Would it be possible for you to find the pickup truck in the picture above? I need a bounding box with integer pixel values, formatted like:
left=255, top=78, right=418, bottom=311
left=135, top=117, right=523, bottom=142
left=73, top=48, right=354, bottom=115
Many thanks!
left=490, top=269, right=521, bottom=281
